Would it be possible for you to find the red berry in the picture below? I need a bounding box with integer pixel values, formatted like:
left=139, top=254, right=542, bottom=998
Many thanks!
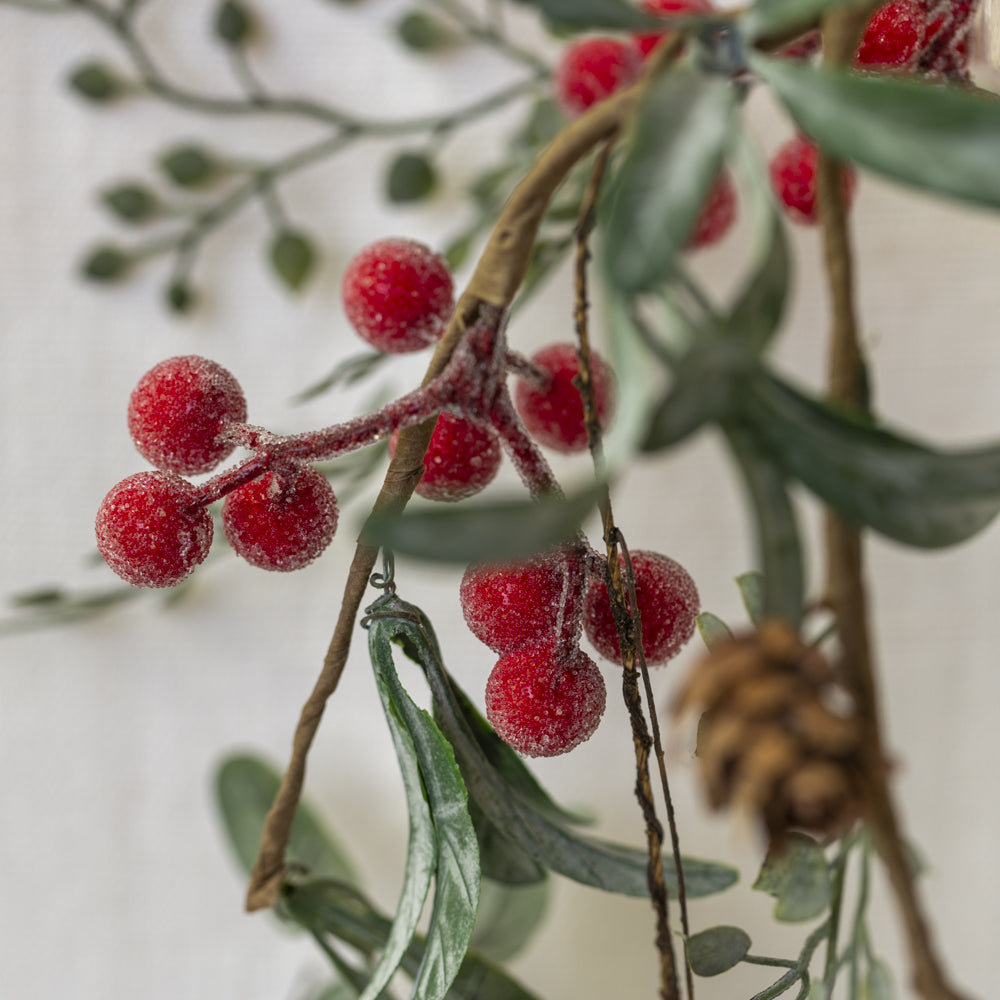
left=342, top=238, right=454, bottom=353
left=776, top=29, right=822, bottom=60
left=584, top=550, right=699, bottom=665
left=856, top=0, right=926, bottom=69
left=390, top=413, right=502, bottom=502
left=687, top=170, right=738, bottom=251
left=127, top=355, right=247, bottom=475
left=554, top=38, right=640, bottom=118
left=633, top=0, right=713, bottom=59
left=513, top=343, right=615, bottom=454
left=769, top=135, right=858, bottom=226
left=222, top=464, right=338, bottom=572
left=485, top=640, right=606, bottom=757
left=460, top=551, right=579, bottom=654
left=918, top=0, right=973, bottom=77
left=96, top=471, right=213, bottom=588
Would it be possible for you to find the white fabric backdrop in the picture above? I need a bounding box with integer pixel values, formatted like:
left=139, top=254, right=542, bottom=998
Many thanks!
left=2, top=2, right=999, bottom=998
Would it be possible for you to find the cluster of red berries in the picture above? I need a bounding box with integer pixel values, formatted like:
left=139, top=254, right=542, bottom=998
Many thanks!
left=856, top=0, right=974, bottom=77
left=97, top=355, right=341, bottom=587
left=461, top=547, right=699, bottom=757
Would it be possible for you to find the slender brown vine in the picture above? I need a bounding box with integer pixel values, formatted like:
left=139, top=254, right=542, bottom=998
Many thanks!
left=818, top=8, right=972, bottom=1000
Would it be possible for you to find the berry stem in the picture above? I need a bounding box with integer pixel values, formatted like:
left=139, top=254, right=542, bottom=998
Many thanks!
left=818, top=9, right=970, bottom=1000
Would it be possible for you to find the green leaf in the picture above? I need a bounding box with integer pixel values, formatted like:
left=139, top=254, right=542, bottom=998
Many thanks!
left=386, top=151, right=438, bottom=203
left=510, top=0, right=659, bottom=30
left=696, top=611, right=733, bottom=647
left=292, top=352, right=388, bottom=404
left=100, top=183, right=159, bottom=224
left=724, top=422, right=804, bottom=626
left=9, top=586, right=65, bottom=608
left=270, top=230, right=316, bottom=291
left=81, top=245, right=131, bottom=282
left=364, top=485, right=602, bottom=564
left=641, top=339, right=756, bottom=452
left=752, top=832, right=830, bottom=922
left=686, top=925, right=752, bottom=976
left=513, top=99, right=565, bottom=152
left=604, top=69, right=737, bottom=293
left=396, top=11, right=456, bottom=51
left=470, top=877, right=549, bottom=962
left=753, top=56, right=1000, bottom=211
left=863, top=957, right=894, bottom=1000
left=743, top=374, right=1000, bottom=548
left=367, top=605, right=481, bottom=1000
left=741, top=0, right=862, bottom=43
left=67, top=61, right=123, bottom=102
left=735, top=571, right=765, bottom=625
left=468, top=799, right=548, bottom=884
left=307, top=984, right=358, bottom=1000
left=166, top=281, right=196, bottom=313
left=215, top=0, right=254, bottom=45
left=158, top=145, right=216, bottom=187
left=214, top=754, right=359, bottom=885
left=284, top=880, right=544, bottom=1000
left=378, top=599, right=739, bottom=899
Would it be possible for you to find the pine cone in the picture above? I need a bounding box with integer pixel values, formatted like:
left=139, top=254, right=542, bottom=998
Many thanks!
left=675, top=620, right=865, bottom=844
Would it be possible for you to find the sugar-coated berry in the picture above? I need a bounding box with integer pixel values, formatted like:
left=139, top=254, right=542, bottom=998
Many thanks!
left=96, top=471, right=213, bottom=588
left=390, top=413, right=502, bottom=502
left=687, top=171, right=738, bottom=251
left=342, top=238, right=454, bottom=353
left=461, top=552, right=578, bottom=654
left=554, top=38, right=640, bottom=118
left=918, top=0, right=973, bottom=77
left=485, top=640, right=606, bottom=757
left=222, top=464, right=338, bottom=572
left=856, top=0, right=925, bottom=69
left=513, top=343, right=615, bottom=454
left=769, top=135, right=858, bottom=226
left=127, top=355, right=247, bottom=475
left=633, top=0, right=713, bottom=59
left=584, top=550, right=699, bottom=665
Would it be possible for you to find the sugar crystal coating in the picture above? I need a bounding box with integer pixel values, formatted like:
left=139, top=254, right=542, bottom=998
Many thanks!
left=485, top=640, right=606, bottom=757
left=769, top=135, right=858, bottom=227
left=633, top=0, right=714, bottom=59
left=514, top=343, right=615, bottom=454
left=554, top=38, right=640, bottom=118
left=390, top=413, right=502, bottom=502
left=342, top=238, right=454, bottom=354
left=460, top=552, right=577, bottom=654
left=584, top=550, right=699, bottom=665
left=918, top=0, right=973, bottom=78
left=96, top=471, right=213, bottom=588
left=127, top=355, right=247, bottom=475
left=856, top=0, right=925, bottom=69
left=222, top=464, right=338, bottom=572
left=687, top=170, right=738, bottom=251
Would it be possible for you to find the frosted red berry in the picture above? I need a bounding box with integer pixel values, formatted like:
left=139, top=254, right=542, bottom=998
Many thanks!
left=96, top=471, right=213, bottom=588
left=769, top=136, right=858, bottom=226
left=687, top=171, right=737, bottom=251
left=461, top=551, right=579, bottom=654
left=127, top=355, right=247, bottom=475
left=554, top=38, right=640, bottom=118
left=633, top=0, right=713, bottom=59
left=222, top=464, right=338, bottom=572
left=918, top=0, right=973, bottom=78
left=856, top=0, right=926, bottom=69
left=513, top=343, right=615, bottom=454
left=342, top=238, right=454, bottom=353
left=485, top=640, right=606, bottom=757
left=390, top=413, right=502, bottom=502
left=584, top=550, right=699, bottom=665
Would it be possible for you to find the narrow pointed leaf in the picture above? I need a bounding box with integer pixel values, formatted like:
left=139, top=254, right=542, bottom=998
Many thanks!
left=753, top=55, right=1000, bottom=210
left=743, top=374, right=1000, bottom=547
left=696, top=611, right=733, bottom=647
left=511, top=0, right=659, bottom=30
left=736, top=571, right=765, bottom=625
left=742, top=0, right=864, bottom=42
left=470, top=877, right=550, bottom=962
left=604, top=68, right=737, bottom=293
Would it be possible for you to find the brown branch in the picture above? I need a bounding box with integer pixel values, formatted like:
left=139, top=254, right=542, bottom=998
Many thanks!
left=818, top=9, right=972, bottom=999
left=244, top=45, right=676, bottom=913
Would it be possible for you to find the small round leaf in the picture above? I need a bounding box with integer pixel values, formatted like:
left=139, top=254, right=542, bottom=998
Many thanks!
left=81, top=245, right=131, bottom=282
left=386, top=152, right=437, bottom=203
left=269, top=230, right=316, bottom=291
left=166, top=282, right=195, bottom=313
left=396, top=11, right=454, bottom=51
left=686, top=925, right=752, bottom=977
left=158, top=145, right=216, bottom=187
left=100, top=183, right=159, bottom=224
left=215, top=0, right=253, bottom=45
left=67, top=62, right=122, bottom=103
